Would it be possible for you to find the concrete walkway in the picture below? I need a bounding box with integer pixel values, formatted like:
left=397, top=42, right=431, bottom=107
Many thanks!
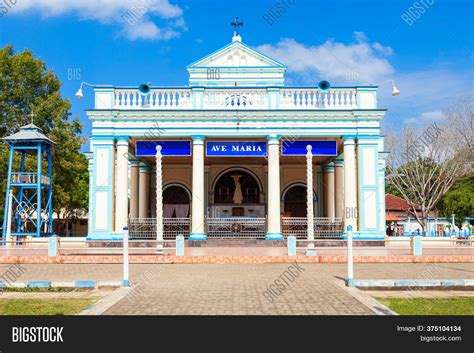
left=1, top=263, right=472, bottom=315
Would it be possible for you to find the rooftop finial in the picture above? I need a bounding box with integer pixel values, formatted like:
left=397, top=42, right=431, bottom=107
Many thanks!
left=231, top=16, right=243, bottom=42
left=29, top=111, right=35, bottom=124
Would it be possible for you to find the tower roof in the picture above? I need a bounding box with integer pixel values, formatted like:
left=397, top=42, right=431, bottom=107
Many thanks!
left=1, top=124, right=56, bottom=146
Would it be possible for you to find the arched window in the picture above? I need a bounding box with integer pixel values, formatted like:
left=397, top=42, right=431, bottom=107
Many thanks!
left=163, top=184, right=191, bottom=218
left=163, top=185, right=190, bottom=204
left=213, top=170, right=260, bottom=204
left=283, top=184, right=316, bottom=217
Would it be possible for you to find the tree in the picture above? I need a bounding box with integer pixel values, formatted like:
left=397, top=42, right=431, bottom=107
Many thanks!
left=438, top=175, right=474, bottom=228
left=385, top=117, right=470, bottom=235
left=0, top=45, right=88, bottom=234
left=443, top=94, right=473, bottom=169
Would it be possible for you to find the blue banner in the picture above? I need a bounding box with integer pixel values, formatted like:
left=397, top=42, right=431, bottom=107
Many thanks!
left=135, top=140, right=191, bottom=156
left=206, top=141, right=267, bottom=157
left=281, top=140, right=337, bottom=156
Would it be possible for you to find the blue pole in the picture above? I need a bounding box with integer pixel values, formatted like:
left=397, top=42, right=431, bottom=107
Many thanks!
left=2, top=146, right=14, bottom=240
left=17, top=151, right=25, bottom=234
left=36, top=145, right=42, bottom=237
left=47, top=147, right=53, bottom=234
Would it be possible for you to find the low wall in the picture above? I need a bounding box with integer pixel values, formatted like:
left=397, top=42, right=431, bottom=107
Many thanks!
left=0, top=254, right=473, bottom=264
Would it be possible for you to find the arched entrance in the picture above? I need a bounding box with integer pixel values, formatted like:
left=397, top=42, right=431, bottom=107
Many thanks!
left=163, top=184, right=191, bottom=218
left=282, top=184, right=317, bottom=217
left=212, top=168, right=262, bottom=217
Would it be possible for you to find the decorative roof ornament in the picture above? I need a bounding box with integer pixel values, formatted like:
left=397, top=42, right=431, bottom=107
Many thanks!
left=231, top=16, right=243, bottom=42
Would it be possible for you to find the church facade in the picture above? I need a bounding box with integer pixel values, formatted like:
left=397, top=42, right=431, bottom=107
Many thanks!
left=85, top=33, right=387, bottom=241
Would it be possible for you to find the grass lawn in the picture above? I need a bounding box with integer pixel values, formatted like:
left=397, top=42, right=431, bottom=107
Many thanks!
left=0, top=298, right=98, bottom=315
left=376, top=297, right=474, bottom=315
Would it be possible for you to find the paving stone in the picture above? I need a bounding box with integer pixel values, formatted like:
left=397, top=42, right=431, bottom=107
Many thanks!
left=0, top=263, right=472, bottom=315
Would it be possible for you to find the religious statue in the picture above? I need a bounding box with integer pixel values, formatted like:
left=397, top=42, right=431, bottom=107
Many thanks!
left=232, top=174, right=243, bottom=204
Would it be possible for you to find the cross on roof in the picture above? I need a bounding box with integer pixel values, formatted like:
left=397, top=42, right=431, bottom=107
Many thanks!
left=29, top=111, right=35, bottom=124
left=231, top=17, right=243, bottom=35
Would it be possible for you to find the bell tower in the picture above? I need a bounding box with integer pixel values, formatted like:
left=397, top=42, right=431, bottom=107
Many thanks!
left=1, top=124, right=56, bottom=240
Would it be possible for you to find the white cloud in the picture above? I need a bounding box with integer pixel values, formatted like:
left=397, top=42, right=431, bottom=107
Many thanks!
left=255, top=32, right=394, bottom=85
left=420, top=110, right=445, bottom=120
left=404, top=111, right=444, bottom=125
left=9, top=0, right=185, bottom=41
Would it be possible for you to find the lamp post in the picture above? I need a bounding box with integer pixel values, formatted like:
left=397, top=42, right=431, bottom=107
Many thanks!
left=306, top=145, right=316, bottom=256
left=156, top=145, right=164, bottom=254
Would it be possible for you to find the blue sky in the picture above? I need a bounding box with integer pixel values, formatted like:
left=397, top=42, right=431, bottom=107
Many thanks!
left=0, top=0, right=472, bottom=148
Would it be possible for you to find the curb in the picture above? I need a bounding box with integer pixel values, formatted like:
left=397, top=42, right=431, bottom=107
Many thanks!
left=353, top=279, right=474, bottom=289
left=0, top=280, right=122, bottom=290
left=78, top=286, right=133, bottom=315
left=335, top=280, right=398, bottom=316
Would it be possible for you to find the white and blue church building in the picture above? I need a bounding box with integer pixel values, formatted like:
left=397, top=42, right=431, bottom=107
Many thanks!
left=85, top=32, right=387, bottom=242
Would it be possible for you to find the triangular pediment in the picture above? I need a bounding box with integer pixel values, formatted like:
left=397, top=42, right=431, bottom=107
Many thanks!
left=188, top=41, right=286, bottom=69
left=187, top=40, right=286, bottom=86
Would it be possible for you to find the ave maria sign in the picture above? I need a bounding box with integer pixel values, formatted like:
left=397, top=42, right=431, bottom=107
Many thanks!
left=206, top=141, right=267, bottom=157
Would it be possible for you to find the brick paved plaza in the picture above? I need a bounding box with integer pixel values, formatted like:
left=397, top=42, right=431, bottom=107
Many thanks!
left=1, top=263, right=472, bottom=315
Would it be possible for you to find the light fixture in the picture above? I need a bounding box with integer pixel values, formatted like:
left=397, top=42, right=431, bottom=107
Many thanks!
left=75, top=82, right=94, bottom=99
left=371, top=79, right=400, bottom=96
left=389, top=80, right=400, bottom=96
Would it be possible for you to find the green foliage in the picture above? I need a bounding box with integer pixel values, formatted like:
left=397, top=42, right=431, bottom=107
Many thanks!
left=0, top=44, right=88, bottom=230
left=385, top=180, right=402, bottom=198
left=0, top=298, right=97, bottom=315
left=377, top=297, right=474, bottom=315
left=438, top=175, right=474, bottom=227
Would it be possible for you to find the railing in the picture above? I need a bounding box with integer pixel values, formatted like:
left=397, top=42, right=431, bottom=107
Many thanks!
left=11, top=173, right=50, bottom=185
left=114, top=88, right=193, bottom=109
left=282, top=217, right=343, bottom=239
left=111, top=87, right=360, bottom=110
left=279, top=88, right=358, bottom=109
left=129, top=218, right=190, bottom=239
left=206, top=217, right=266, bottom=238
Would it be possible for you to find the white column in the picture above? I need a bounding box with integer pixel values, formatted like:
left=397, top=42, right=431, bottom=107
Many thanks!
left=189, top=136, right=206, bottom=240
left=343, top=137, right=358, bottom=231
left=115, top=137, right=129, bottom=234
left=129, top=159, right=140, bottom=219
left=334, top=159, right=344, bottom=219
left=378, top=152, right=387, bottom=234
left=266, top=135, right=283, bottom=240
left=323, top=162, right=335, bottom=218
left=155, top=145, right=164, bottom=252
left=86, top=152, right=94, bottom=237
left=138, top=163, right=150, bottom=219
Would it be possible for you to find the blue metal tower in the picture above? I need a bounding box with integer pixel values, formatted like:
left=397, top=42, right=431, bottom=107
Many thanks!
left=1, top=124, right=56, bottom=239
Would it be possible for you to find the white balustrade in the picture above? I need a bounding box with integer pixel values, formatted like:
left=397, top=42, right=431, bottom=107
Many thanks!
left=112, top=87, right=359, bottom=110
left=114, top=88, right=192, bottom=109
